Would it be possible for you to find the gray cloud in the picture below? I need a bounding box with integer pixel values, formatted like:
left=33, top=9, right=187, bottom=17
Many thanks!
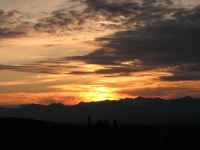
left=33, top=0, right=176, bottom=34
left=0, top=62, right=76, bottom=74
left=66, top=3, right=200, bottom=80
left=160, top=75, right=200, bottom=81
left=160, top=64, right=200, bottom=81
left=33, top=8, right=86, bottom=33
left=39, top=95, right=83, bottom=105
left=41, top=44, right=63, bottom=48
left=0, top=9, right=30, bottom=39
left=83, top=0, right=175, bottom=27
left=117, top=86, right=200, bottom=98
left=38, top=98, right=67, bottom=105
left=0, top=9, right=21, bottom=21
left=0, top=28, right=27, bottom=38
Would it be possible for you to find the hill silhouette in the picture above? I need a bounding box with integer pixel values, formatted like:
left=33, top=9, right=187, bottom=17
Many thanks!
left=0, top=96, right=200, bottom=125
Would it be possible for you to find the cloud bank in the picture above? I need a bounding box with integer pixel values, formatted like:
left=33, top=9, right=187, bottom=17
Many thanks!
left=1, top=0, right=200, bottom=82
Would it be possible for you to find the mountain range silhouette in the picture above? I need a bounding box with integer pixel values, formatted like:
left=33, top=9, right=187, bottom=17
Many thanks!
left=0, top=96, right=200, bottom=125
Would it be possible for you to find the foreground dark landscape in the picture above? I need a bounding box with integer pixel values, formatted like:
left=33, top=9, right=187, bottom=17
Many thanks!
left=1, top=117, right=200, bottom=150
left=1, top=96, right=200, bottom=149
left=0, top=96, right=200, bottom=125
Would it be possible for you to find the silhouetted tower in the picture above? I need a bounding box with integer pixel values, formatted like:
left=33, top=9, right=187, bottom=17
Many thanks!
left=87, top=115, right=92, bottom=128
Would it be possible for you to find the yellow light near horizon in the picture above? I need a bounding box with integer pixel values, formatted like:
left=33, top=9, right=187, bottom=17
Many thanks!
left=83, top=86, right=118, bottom=102
left=93, top=92, right=109, bottom=102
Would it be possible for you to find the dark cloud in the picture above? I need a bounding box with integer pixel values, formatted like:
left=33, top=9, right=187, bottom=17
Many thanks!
left=0, top=9, right=30, bottom=39
left=41, top=44, right=63, bottom=48
left=33, top=8, right=85, bottom=33
left=38, top=99, right=60, bottom=105
left=0, top=64, right=56, bottom=74
left=117, top=87, right=200, bottom=98
left=67, top=71, right=93, bottom=75
left=83, top=0, right=175, bottom=27
left=66, top=3, right=200, bottom=80
left=0, top=9, right=20, bottom=19
left=38, top=98, right=66, bottom=105
left=37, top=95, right=82, bottom=105
left=99, top=73, right=132, bottom=77
left=0, top=28, right=27, bottom=38
left=84, top=0, right=139, bottom=14
left=0, top=63, right=76, bottom=74
left=33, top=0, right=175, bottom=34
left=67, top=67, right=143, bottom=76
left=160, top=64, right=200, bottom=81
left=37, top=96, right=83, bottom=105
left=94, top=66, right=149, bottom=74
left=160, top=75, right=200, bottom=81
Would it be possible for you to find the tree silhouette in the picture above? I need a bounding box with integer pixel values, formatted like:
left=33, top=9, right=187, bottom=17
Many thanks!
left=113, top=120, right=117, bottom=129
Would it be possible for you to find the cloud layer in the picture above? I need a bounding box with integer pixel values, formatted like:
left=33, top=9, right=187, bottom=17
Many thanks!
left=0, top=9, right=31, bottom=39
left=1, top=0, right=200, bottom=81
left=66, top=0, right=200, bottom=81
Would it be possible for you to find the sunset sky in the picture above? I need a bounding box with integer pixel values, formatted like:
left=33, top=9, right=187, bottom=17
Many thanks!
left=0, top=0, right=200, bottom=105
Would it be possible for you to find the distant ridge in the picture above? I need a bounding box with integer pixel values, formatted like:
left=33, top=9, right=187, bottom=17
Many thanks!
left=0, top=96, right=200, bottom=125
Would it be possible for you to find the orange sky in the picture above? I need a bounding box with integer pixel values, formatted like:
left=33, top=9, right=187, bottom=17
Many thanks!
left=0, top=0, right=200, bottom=105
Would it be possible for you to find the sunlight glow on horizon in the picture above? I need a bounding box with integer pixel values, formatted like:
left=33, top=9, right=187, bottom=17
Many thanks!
left=1, top=0, right=200, bottom=105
